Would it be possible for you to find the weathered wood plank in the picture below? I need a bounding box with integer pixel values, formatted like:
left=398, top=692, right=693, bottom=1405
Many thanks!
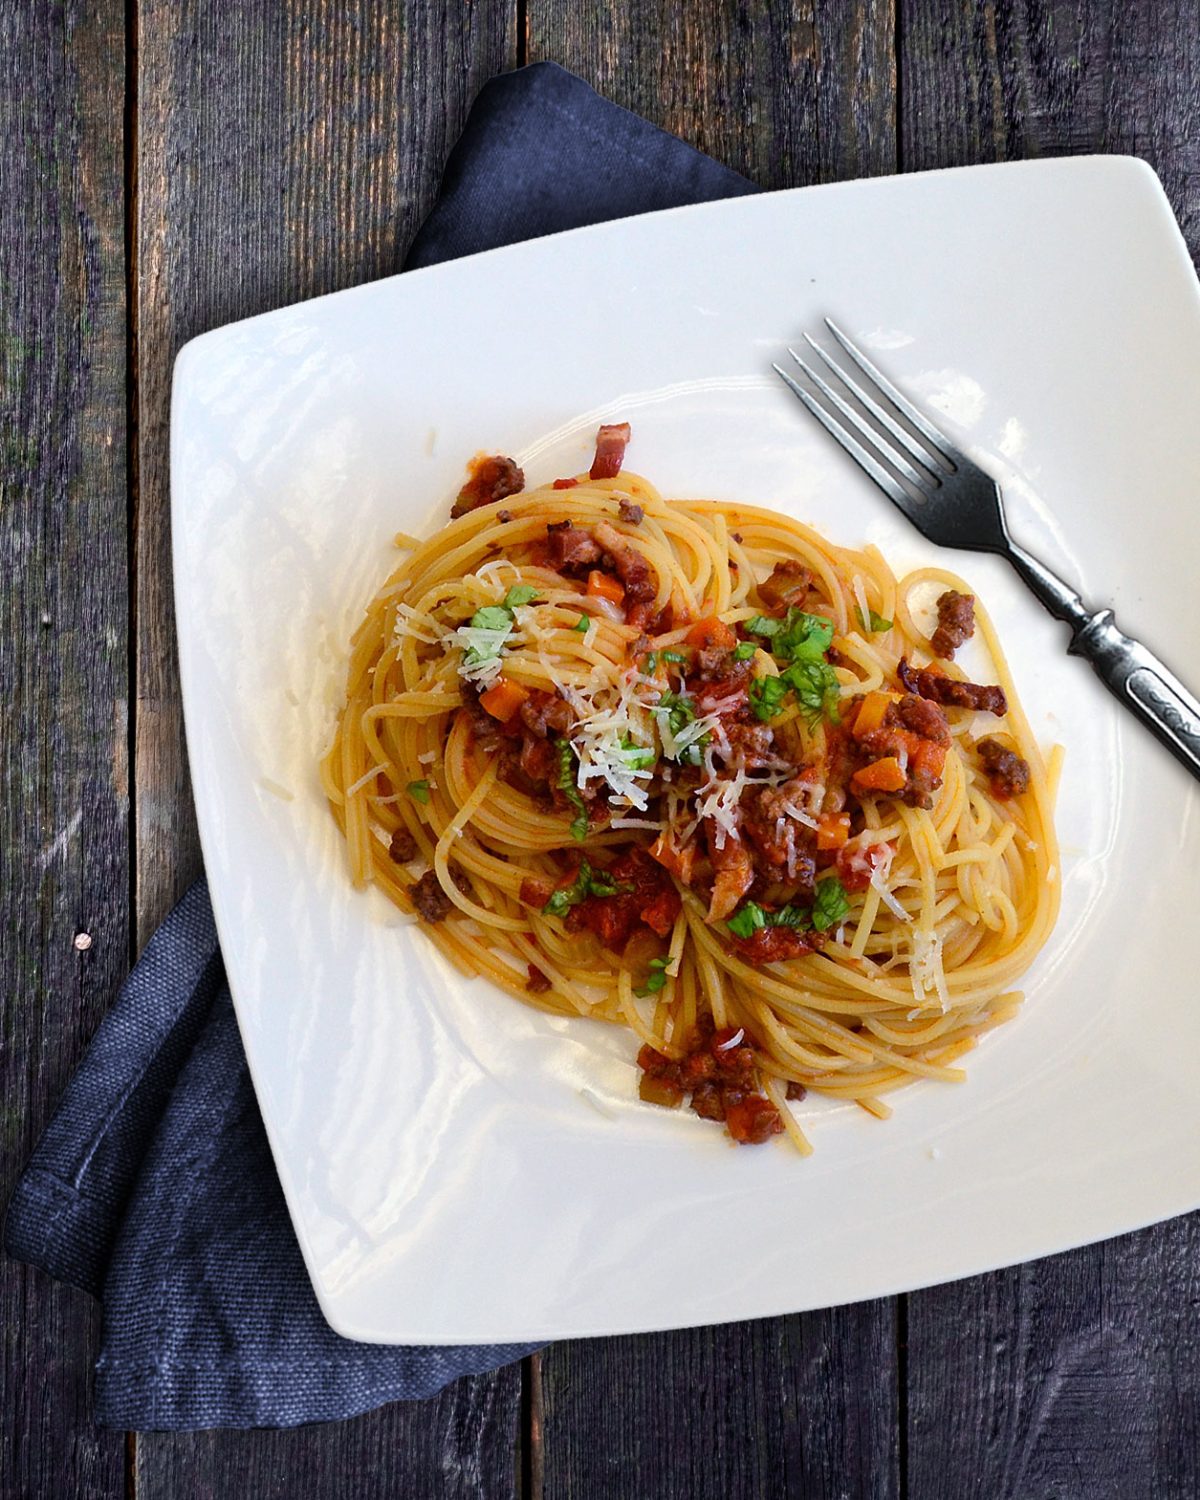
left=900, top=4, right=1200, bottom=1494
left=527, top=0, right=897, bottom=186
left=133, top=0, right=519, bottom=1488
left=540, top=1308, right=899, bottom=1500
left=907, top=1217, right=1200, bottom=1499
left=0, top=0, right=130, bottom=1495
left=138, top=1369, right=524, bottom=1500
left=523, top=7, right=899, bottom=1497
left=900, top=0, right=1200, bottom=264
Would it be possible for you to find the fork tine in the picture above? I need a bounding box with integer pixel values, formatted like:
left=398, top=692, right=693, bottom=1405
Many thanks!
left=798, top=334, right=948, bottom=479
left=786, top=348, right=934, bottom=491
left=824, top=317, right=958, bottom=464
left=772, top=364, right=918, bottom=516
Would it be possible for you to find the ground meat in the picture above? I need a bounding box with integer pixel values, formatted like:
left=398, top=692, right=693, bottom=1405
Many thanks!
left=930, top=589, right=976, bottom=658
left=757, top=560, right=814, bottom=612
left=904, top=661, right=1007, bottom=716
left=724, top=1092, right=785, bottom=1143
left=388, top=827, right=417, bottom=863
left=637, top=1022, right=783, bottom=1143
left=895, top=693, right=951, bottom=745
left=590, top=421, right=631, bottom=479
left=723, top=722, right=777, bottom=770
left=694, top=665, right=753, bottom=719
left=412, top=869, right=454, bottom=923
left=592, top=519, right=656, bottom=603
left=740, top=782, right=818, bottom=893
left=567, top=848, right=681, bottom=951
left=518, top=689, right=574, bottom=739
left=518, top=733, right=558, bottom=786
left=552, top=477, right=579, bottom=490
left=977, top=737, right=1031, bottom=799
left=786, top=1081, right=808, bottom=1101
left=497, top=509, right=512, bottom=524
left=728, top=923, right=820, bottom=964
left=618, top=497, right=644, bottom=525
left=544, top=521, right=601, bottom=570
left=693, top=645, right=740, bottom=682
left=525, top=964, right=552, bottom=994
left=705, top=824, right=756, bottom=921
left=898, top=767, right=942, bottom=810
left=450, top=455, right=525, bottom=517
left=461, top=683, right=503, bottom=751
left=519, top=875, right=555, bottom=907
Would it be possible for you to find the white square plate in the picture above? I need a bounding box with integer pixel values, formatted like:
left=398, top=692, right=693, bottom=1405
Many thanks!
left=173, top=157, right=1200, bottom=1344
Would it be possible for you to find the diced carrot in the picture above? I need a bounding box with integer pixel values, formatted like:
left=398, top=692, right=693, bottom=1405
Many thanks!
left=851, top=690, right=895, bottom=739
left=479, top=677, right=530, bottom=722
left=639, top=1073, right=684, bottom=1108
left=587, top=570, right=625, bottom=604
left=816, top=812, right=851, bottom=850
left=911, top=737, right=948, bottom=779
left=851, top=756, right=907, bottom=794
left=685, top=616, right=737, bottom=650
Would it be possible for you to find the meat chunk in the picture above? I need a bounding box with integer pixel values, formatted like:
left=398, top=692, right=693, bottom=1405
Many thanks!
left=518, top=689, right=574, bottom=739
left=544, top=521, right=601, bottom=570
left=930, top=589, right=976, bottom=659
left=518, top=733, right=558, bottom=786
left=724, top=1092, right=785, bottom=1143
left=895, top=693, right=951, bottom=745
left=723, top=721, right=777, bottom=770
left=618, top=497, right=644, bottom=525
left=757, top=560, right=813, bottom=613
left=705, top=823, right=755, bottom=922
left=740, top=782, right=818, bottom=893
left=519, top=875, right=555, bottom=908
left=388, top=827, right=417, bottom=863
left=412, top=869, right=454, bottom=922
left=525, top=964, right=552, bottom=994
left=567, top=848, right=681, bottom=950
left=728, top=924, right=819, bottom=965
left=451, top=455, right=524, bottom=517
left=589, top=421, right=631, bottom=480
left=899, top=658, right=1007, bottom=716
left=977, top=737, right=1031, bottom=799
left=462, top=683, right=503, bottom=751
left=592, top=519, right=656, bottom=603
left=786, top=1080, right=808, bottom=1101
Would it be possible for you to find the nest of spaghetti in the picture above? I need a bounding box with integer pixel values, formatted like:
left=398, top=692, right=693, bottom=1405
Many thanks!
left=321, top=424, right=1061, bottom=1153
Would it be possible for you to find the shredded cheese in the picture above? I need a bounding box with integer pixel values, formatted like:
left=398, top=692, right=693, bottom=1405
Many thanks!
left=910, top=924, right=949, bottom=1013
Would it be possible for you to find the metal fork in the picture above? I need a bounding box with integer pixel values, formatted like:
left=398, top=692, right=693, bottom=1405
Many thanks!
left=774, top=318, right=1200, bottom=786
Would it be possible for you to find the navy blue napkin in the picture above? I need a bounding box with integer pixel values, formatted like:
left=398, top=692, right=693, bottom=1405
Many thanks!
left=5, top=61, right=753, bottom=1432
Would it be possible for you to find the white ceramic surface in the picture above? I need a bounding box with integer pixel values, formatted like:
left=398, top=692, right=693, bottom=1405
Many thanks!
left=172, top=156, right=1200, bottom=1344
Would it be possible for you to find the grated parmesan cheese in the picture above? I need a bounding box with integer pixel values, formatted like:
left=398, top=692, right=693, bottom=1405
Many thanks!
left=909, top=924, right=949, bottom=1013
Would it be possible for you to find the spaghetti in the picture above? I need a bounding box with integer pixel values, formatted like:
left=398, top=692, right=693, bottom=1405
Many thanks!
left=321, top=424, right=1061, bottom=1152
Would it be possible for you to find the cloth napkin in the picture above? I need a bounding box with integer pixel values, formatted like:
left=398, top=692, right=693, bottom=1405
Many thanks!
left=5, top=61, right=754, bottom=1431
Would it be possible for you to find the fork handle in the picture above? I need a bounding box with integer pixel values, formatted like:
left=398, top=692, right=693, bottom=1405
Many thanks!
left=1005, top=542, right=1200, bottom=783
left=1067, top=611, right=1200, bottom=782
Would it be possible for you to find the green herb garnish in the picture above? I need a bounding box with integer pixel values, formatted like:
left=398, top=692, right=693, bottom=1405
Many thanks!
left=635, top=956, right=675, bottom=997
left=542, top=858, right=632, bottom=918
left=572, top=614, right=590, bottom=632
left=733, top=640, right=758, bottom=661
left=555, top=739, right=589, bottom=841
left=502, top=584, right=541, bottom=609
left=772, top=609, right=834, bottom=663
left=619, top=734, right=657, bottom=771
left=811, top=876, right=851, bottom=932
left=748, top=675, right=790, bottom=722
left=468, top=604, right=512, bottom=632
left=661, top=649, right=688, bottom=664
left=406, top=780, right=431, bottom=804
left=745, top=615, right=781, bottom=638
left=859, top=607, right=893, bottom=633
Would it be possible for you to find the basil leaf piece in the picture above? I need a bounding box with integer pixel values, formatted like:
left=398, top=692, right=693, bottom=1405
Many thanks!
left=811, top=876, right=851, bottom=931
left=727, top=902, right=767, bottom=938
left=572, top=614, right=590, bottom=632
left=745, top=615, right=781, bottom=638
left=733, top=641, right=757, bottom=661
left=502, top=584, right=540, bottom=609
left=406, top=780, right=430, bottom=804
left=469, top=604, right=512, bottom=632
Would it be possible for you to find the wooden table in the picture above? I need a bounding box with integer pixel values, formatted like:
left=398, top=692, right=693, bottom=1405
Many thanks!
left=5, top=3, right=1199, bottom=1495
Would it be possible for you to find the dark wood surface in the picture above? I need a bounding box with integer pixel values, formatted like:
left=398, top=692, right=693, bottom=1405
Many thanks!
left=3, top=1, right=1198, bottom=1496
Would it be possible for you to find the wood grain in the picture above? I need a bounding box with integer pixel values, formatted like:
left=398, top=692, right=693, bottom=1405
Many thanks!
left=900, top=4, right=1200, bottom=1495
left=539, top=1309, right=899, bottom=1500
left=132, top=0, right=519, bottom=1488
left=138, top=1369, right=523, bottom=1500
left=900, top=0, right=1200, bottom=263
left=0, top=0, right=129, bottom=1496
left=527, top=0, right=897, bottom=186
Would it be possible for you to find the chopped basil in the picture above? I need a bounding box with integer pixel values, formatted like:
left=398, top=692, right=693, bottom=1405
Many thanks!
left=634, top=955, right=675, bottom=998
left=555, top=739, right=589, bottom=841
left=619, top=734, right=657, bottom=771
left=748, top=675, right=790, bottom=722
left=727, top=901, right=767, bottom=938
left=772, top=609, right=834, bottom=663
left=406, top=780, right=431, bottom=804
left=745, top=614, right=781, bottom=638
left=542, top=857, right=631, bottom=918
left=661, top=649, right=688, bottom=664
left=811, top=876, right=851, bottom=932
left=733, top=641, right=758, bottom=661
left=469, top=604, right=512, bottom=633
left=502, top=584, right=541, bottom=609
left=572, top=614, right=590, bottom=632
left=860, top=607, right=893, bottom=633
left=785, top=657, right=842, bottom=729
